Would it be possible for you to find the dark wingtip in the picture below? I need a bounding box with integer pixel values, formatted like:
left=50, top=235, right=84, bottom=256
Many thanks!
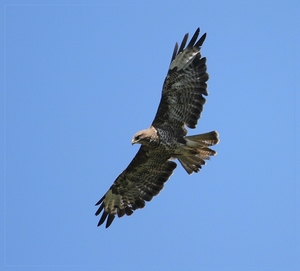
left=195, top=32, right=206, bottom=47
left=95, top=202, right=105, bottom=216
left=96, top=209, right=116, bottom=228
left=106, top=214, right=115, bottom=228
left=170, top=28, right=206, bottom=64
left=187, top=28, right=200, bottom=48
left=95, top=195, right=105, bottom=206
left=177, top=33, right=189, bottom=54
left=97, top=211, right=108, bottom=227
left=171, top=42, right=178, bottom=63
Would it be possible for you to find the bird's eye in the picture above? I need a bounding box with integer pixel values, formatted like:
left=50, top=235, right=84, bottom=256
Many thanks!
left=135, top=135, right=140, bottom=140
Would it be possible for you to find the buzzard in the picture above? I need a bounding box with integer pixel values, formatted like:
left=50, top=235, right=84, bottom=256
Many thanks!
left=95, top=28, right=219, bottom=228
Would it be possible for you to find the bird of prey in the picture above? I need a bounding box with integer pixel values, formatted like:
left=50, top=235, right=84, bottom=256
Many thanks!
left=95, top=28, right=219, bottom=228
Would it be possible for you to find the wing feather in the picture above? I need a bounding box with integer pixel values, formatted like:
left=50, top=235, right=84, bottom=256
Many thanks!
left=95, top=146, right=177, bottom=228
left=170, top=42, right=178, bottom=64
left=177, top=33, right=189, bottom=55
left=152, top=28, right=208, bottom=131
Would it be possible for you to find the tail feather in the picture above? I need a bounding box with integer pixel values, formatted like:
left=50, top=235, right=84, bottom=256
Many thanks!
left=178, top=155, right=205, bottom=174
left=185, top=131, right=219, bottom=147
left=177, top=131, right=219, bottom=174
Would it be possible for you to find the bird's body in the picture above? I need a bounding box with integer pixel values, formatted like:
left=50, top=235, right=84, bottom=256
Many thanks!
left=95, top=28, right=219, bottom=228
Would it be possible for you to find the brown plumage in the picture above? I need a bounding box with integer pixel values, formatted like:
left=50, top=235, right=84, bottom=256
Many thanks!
left=95, top=28, right=219, bottom=228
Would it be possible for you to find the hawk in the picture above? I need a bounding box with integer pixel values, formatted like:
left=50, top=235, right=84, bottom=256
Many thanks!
left=95, top=28, right=219, bottom=228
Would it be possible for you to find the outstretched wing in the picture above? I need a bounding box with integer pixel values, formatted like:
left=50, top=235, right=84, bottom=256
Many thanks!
left=152, top=28, right=208, bottom=132
left=95, top=147, right=177, bottom=228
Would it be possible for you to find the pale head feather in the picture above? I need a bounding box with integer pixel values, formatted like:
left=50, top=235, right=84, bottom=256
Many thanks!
left=131, top=126, right=158, bottom=145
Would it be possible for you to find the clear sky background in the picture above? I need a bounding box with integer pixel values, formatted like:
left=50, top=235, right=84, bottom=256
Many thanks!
left=1, top=0, right=299, bottom=270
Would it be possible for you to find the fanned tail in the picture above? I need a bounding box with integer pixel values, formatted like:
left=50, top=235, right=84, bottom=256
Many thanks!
left=177, top=131, right=219, bottom=174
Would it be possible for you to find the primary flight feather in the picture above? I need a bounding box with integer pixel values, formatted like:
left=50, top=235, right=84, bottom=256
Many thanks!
left=95, top=28, right=219, bottom=228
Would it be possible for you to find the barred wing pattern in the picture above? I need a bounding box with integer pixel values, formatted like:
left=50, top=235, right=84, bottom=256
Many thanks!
left=152, top=28, right=208, bottom=132
left=95, top=146, right=176, bottom=228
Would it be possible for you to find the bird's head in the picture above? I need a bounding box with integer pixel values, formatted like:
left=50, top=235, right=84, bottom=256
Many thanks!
left=131, top=127, right=158, bottom=145
left=131, top=130, right=149, bottom=145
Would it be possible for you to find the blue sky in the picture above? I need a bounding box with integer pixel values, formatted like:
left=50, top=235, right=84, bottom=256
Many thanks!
left=1, top=0, right=299, bottom=270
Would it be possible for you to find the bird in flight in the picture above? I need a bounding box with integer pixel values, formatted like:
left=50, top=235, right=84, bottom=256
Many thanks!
left=95, top=28, right=219, bottom=228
